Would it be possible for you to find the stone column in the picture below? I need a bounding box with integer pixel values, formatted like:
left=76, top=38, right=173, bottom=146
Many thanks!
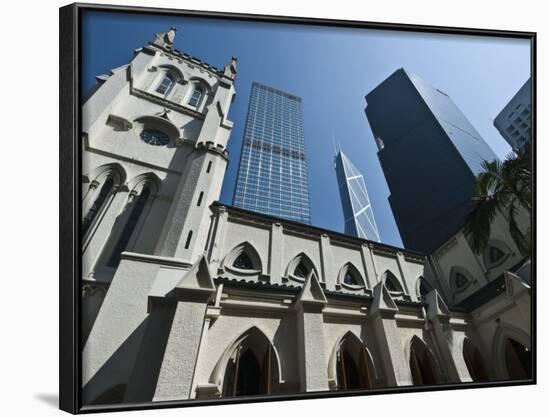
left=207, top=205, right=229, bottom=268
left=294, top=271, right=329, bottom=392
left=153, top=256, right=216, bottom=401
left=269, top=222, right=284, bottom=284
left=319, top=234, right=333, bottom=287
left=395, top=252, right=413, bottom=299
left=360, top=243, right=377, bottom=288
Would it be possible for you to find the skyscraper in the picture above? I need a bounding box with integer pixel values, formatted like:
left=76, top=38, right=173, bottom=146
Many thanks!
left=494, top=78, right=532, bottom=154
left=365, top=68, right=498, bottom=253
left=233, top=82, right=311, bottom=224
left=335, top=150, right=381, bottom=242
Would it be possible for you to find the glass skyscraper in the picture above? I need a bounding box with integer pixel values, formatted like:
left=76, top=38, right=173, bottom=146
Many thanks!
left=365, top=68, right=498, bottom=253
left=233, top=82, right=311, bottom=224
left=335, top=150, right=381, bottom=242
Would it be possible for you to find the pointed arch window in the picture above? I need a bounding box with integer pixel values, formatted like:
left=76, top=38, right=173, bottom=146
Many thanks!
left=484, top=240, right=510, bottom=269
left=338, top=263, right=365, bottom=290
left=489, top=246, right=505, bottom=263
left=220, top=328, right=279, bottom=397
left=344, top=271, right=359, bottom=286
left=224, top=242, right=262, bottom=276
left=330, top=332, right=375, bottom=391
left=294, top=262, right=309, bottom=279
left=188, top=85, right=205, bottom=108
left=409, top=337, right=440, bottom=385
left=450, top=267, right=474, bottom=293
left=455, top=272, right=468, bottom=289
left=382, top=270, right=404, bottom=295
left=233, top=253, right=254, bottom=270
left=155, top=72, right=175, bottom=96
left=286, top=253, right=317, bottom=283
left=106, top=185, right=152, bottom=268
left=82, top=176, right=115, bottom=236
left=504, top=338, right=532, bottom=380
left=463, top=338, right=489, bottom=382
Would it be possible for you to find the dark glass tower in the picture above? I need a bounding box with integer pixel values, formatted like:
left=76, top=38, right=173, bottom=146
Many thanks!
left=365, top=68, right=498, bottom=253
left=233, top=82, right=311, bottom=224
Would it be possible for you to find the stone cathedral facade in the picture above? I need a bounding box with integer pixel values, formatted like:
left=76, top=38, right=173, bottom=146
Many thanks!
left=80, top=28, right=532, bottom=406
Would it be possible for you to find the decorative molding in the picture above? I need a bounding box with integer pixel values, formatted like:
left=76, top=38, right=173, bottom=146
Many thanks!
left=106, top=114, right=133, bottom=131
left=175, top=255, right=216, bottom=298
left=131, top=87, right=206, bottom=119
left=148, top=42, right=224, bottom=78
left=195, top=141, right=229, bottom=160
left=295, top=270, right=327, bottom=308
left=120, top=251, right=192, bottom=269
left=425, top=289, right=451, bottom=321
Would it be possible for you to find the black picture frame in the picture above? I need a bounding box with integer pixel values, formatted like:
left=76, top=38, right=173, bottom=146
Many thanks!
left=60, top=2, right=536, bottom=414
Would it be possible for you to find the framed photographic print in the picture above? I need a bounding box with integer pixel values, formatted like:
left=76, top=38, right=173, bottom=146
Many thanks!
left=59, top=2, right=536, bottom=413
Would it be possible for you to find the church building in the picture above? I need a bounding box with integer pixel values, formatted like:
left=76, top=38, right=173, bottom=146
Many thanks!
left=80, top=27, right=532, bottom=406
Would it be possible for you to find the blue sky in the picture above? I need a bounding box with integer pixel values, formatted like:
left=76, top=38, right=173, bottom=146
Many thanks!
left=82, top=11, right=531, bottom=248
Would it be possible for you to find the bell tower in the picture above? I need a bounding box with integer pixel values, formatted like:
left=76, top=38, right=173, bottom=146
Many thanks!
left=81, top=27, right=238, bottom=404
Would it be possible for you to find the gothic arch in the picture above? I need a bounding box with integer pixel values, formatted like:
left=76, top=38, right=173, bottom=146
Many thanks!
left=449, top=265, right=476, bottom=295
left=209, top=326, right=283, bottom=397
left=95, top=172, right=161, bottom=270
left=462, top=337, right=489, bottom=382
left=337, top=262, right=366, bottom=289
left=327, top=331, right=377, bottom=390
left=126, top=172, right=162, bottom=197
left=157, top=64, right=185, bottom=83
left=223, top=241, right=263, bottom=276
left=408, top=335, right=444, bottom=385
left=84, top=162, right=127, bottom=191
left=82, top=163, right=127, bottom=242
left=380, top=270, right=404, bottom=295
left=188, top=75, right=215, bottom=91
left=492, top=324, right=532, bottom=380
left=285, top=252, right=319, bottom=283
left=483, top=239, right=512, bottom=269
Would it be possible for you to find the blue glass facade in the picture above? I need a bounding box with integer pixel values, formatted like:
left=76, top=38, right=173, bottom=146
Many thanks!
left=365, top=69, right=498, bottom=253
left=233, top=83, right=311, bottom=224
left=335, top=150, right=381, bottom=242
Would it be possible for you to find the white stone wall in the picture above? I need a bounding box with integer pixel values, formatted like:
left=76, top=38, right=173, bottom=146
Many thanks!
left=80, top=29, right=531, bottom=406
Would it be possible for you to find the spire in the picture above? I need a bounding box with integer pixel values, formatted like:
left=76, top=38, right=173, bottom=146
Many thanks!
left=331, top=131, right=342, bottom=157
left=151, top=26, right=177, bottom=49
left=223, top=56, right=237, bottom=80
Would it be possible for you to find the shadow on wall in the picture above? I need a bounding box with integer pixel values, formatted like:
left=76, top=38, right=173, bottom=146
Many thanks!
left=82, top=319, right=149, bottom=405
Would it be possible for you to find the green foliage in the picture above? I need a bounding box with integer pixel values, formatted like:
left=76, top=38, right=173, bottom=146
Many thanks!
left=464, top=151, right=531, bottom=257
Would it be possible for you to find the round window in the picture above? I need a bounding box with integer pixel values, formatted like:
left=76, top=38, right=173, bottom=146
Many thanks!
left=140, top=129, right=170, bottom=146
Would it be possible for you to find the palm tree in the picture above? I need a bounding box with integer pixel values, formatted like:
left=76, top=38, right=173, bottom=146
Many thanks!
left=464, top=151, right=531, bottom=257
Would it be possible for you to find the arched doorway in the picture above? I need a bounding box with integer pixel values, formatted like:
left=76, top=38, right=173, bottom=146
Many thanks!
left=221, top=328, right=279, bottom=397
left=409, top=336, right=440, bottom=385
left=334, top=333, right=375, bottom=390
left=463, top=338, right=489, bottom=382
left=504, top=338, right=532, bottom=379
